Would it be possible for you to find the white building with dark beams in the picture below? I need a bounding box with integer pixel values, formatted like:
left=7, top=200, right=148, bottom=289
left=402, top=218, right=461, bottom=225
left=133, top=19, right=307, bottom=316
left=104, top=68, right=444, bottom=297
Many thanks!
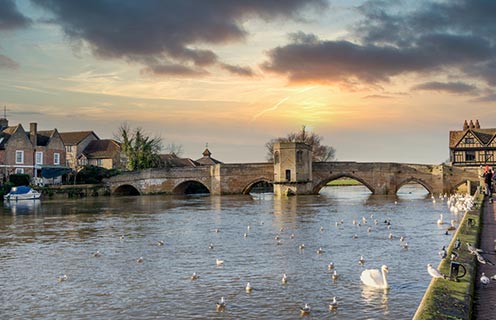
left=449, top=120, right=496, bottom=167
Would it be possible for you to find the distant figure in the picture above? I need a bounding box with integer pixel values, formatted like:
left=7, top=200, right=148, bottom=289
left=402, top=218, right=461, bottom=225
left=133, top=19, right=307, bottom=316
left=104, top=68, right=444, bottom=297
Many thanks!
left=483, top=168, right=493, bottom=201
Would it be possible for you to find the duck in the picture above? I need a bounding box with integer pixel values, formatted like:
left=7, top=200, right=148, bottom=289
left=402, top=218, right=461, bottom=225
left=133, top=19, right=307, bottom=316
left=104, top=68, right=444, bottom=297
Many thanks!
left=402, top=242, right=409, bottom=250
left=327, top=262, right=334, bottom=270
left=156, top=240, right=165, bottom=246
left=360, top=265, right=389, bottom=289
left=136, top=257, right=144, bottom=263
left=191, top=272, right=199, bottom=281
left=332, top=270, right=339, bottom=281
left=329, top=296, right=338, bottom=311
left=92, top=250, right=102, bottom=257
left=216, top=297, right=226, bottom=312
left=208, top=243, right=214, bottom=250
left=300, top=303, right=311, bottom=315
left=299, top=244, right=305, bottom=250
left=316, top=247, right=325, bottom=254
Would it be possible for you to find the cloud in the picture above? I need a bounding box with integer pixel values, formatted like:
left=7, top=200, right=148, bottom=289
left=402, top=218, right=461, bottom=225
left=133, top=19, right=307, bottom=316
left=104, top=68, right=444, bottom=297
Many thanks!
left=30, top=0, right=326, bottom=76
left=0, top=53, right=19, bottom=69
left=219, top=63, right=254, bottom=77
left=412, top=81, right=478, bottom=94
left=261, top=0, right=496, bottom=92
left=0, top=0, right=31, bottom=30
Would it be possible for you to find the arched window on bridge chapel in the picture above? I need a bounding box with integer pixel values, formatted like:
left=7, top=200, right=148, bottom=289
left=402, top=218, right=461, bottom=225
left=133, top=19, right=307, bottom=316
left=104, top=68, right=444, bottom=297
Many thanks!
left=296, top=150, right=303, bottom=163
left=274, top=151, right=280, bottom=164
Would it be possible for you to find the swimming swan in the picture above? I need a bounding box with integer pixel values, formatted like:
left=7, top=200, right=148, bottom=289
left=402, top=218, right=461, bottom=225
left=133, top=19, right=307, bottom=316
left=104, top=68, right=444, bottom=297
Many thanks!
left=360, top=265, right=389, bottom=289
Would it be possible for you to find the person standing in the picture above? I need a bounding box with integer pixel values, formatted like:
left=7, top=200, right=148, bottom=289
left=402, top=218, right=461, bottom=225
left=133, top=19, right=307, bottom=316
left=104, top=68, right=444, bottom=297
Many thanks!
left=483, top=168, right=493, bottom=202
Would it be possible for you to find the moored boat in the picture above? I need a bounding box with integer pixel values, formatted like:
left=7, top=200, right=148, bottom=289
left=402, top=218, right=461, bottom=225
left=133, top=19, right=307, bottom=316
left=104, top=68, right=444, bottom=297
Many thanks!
left=4, top=186, right=41, bottom=201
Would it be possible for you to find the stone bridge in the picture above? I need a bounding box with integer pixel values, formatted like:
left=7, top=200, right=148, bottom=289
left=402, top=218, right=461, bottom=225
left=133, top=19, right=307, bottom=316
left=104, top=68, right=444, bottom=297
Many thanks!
left=106, top=162, right=481, bottom=196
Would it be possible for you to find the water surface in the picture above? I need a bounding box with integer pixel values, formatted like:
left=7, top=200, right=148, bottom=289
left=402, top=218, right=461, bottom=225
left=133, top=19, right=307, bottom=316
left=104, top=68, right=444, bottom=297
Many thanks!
left=0, top=185, right=456, bottom=319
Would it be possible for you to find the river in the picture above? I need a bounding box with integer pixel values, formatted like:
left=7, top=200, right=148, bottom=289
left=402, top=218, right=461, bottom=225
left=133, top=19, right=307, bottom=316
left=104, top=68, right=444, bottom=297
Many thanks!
left=0, top=185, right=458, bottom=319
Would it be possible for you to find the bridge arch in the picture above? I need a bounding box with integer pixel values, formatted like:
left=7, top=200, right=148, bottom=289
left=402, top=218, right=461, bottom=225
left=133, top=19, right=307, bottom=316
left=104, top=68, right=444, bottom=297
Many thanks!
left=313, top=173, right=375, bottom=194
left=113, top=184, right=141, bottom=196
left=450, top=180, right=470, bottom=194
left=242, top=178, right=274, bottom=195
left=396, top=177, right=433, bottom=195
left=173, top=180, right=210, bottom=195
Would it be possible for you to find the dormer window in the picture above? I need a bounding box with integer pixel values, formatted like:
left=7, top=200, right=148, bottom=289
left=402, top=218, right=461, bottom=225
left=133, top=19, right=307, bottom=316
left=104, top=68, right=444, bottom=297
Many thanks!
left=465, top=137, right=474, bottom=144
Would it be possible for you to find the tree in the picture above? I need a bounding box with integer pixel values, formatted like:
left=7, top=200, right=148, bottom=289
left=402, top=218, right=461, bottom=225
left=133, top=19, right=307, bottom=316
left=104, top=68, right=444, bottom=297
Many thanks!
left=115, top=123, right=162, bottom=171
left=265, top=126, right=336, bottom=162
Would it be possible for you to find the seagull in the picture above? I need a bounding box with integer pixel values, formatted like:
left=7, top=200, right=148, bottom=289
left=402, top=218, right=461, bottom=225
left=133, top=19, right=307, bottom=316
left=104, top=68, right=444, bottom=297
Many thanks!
left=282, top=273, right=288, bottom=284
left=367, top=227, right=372, bottom=233
left=388, top=233, right=394, bottom=240
left=300, top=303, right=311, bottom=315
left=216, top=258, right=224, bottom=266
left=329, top=297, right=338, bottom=311
left=92, top=250, right=102, bottom=257
left=467, top=242, right=483, bottom=255
left=399, top=236, right=406, bottom=242
left=191, top=272, right=199, bottom=281
left=480, top=273, right=490, bottom=286
left=208, top=243, right=214, bottom=250
left=245, top=282, right=253, bottom=293
left=244, top=233, right=248, bottom=238
left=136, top=257, right=144, bottom=263
left=216, top=297, right=226, bottom=312
left=359, top=255, right=365, bottom=265
left=247, top=225, right=251, bottom=230
left=454, top=238, right=461, bottom=250
left=316, top=247, right=325, bottom=254
left=327, top=262, right=334, bottom=270
left=402, top=242, right=409, bottom=250
left=299, top=244, right=305, bottom=250
left=490, top=274, right=496, bottom=281
left=450, top=251, right=459, bottom=261
left=57, top=274, right=68, bottom=282
left=475, top=252, right=495, bottom=265
left=156, top=240, right=164, bottom=246
left=427, top=264, right=444, bottom=278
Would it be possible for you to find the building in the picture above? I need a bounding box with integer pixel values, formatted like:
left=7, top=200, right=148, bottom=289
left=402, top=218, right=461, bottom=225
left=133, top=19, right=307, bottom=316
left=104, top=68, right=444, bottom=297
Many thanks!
left=78, top=139, right=124, bottom=169
left=0, top=118, right=67, bottom=182
left=59, top=131, right=99, bottom=169
left=449, top=120, right=496, bottom=166
left=195, top=148, right=223, bottom=165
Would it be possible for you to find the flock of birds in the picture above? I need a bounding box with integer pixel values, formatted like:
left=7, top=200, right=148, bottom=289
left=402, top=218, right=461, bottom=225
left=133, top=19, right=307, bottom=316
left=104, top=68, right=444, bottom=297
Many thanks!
left=54, top=191, right=478, bottom=316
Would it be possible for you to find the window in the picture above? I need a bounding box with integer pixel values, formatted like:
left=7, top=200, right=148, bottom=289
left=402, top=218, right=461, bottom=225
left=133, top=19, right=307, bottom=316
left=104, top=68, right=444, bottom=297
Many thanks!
left=36, top=151, right=43, bottom=165
left=285, top=169, right=291, bottom=181
left=296, top=150, right=303, bottom=163
left=15, top=168, right=24, bottom=174
left=54, top=153, right=60, bottom=165
left=97, top=159, right=102, bottom=166
left=465, top=137, right=474, bottom=144
left=274, top=151, right=280, bottom=164
left=465, top=151, right=475, bottom=161
left=15, top=150, right=24, bottom=164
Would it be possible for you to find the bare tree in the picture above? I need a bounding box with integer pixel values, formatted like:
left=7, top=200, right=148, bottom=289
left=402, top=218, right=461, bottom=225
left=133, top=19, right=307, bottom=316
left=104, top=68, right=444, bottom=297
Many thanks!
left=265, top=126, right=336, bottom=162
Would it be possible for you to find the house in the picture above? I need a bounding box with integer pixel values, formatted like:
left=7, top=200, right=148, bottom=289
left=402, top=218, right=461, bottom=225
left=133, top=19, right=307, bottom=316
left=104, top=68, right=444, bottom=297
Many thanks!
left=0, top=118, right=67, bottom=183
left=449, top=120, right=496, bottom=166
left=78, top=139, right=124, bottom=169
left=159, top=153, right=198, bottom=168
left=59, top=131, right=99, bottom=169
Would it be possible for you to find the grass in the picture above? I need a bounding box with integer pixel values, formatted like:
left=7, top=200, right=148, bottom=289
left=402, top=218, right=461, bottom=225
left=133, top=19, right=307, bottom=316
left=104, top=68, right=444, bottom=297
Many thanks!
left=413, top=193, right=483, bottom=320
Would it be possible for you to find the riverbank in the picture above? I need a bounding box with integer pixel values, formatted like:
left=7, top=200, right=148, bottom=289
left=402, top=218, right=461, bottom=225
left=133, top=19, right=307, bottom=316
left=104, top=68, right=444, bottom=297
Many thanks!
left=413, top=191, right=484, bottom=320
left=39, top=184, right=109, bottom=199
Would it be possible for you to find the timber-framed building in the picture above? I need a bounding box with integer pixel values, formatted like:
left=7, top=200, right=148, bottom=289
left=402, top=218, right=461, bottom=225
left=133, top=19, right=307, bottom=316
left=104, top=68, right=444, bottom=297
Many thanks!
left=449, top=120, right=496, bottom=167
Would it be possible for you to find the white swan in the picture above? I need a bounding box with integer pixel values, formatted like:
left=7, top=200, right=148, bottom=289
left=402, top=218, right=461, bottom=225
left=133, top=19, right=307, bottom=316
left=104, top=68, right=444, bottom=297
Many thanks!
left=437, top=214, right=444, bottom=225
left=360, top=265, right=389, bottom=289
left=329, top=297, right=338, bottom=311
left=245, top=282, right=252, bottom=293
left=282, top=273, right=288, bottom=284
left=216, top=258, right=224, bottom=266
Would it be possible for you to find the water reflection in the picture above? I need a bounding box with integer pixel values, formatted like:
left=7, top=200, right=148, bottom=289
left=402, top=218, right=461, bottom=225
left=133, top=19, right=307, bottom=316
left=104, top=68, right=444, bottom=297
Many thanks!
left=0, top=185, right=455, bottom=319
left=3, top=200, right=41, bottom=215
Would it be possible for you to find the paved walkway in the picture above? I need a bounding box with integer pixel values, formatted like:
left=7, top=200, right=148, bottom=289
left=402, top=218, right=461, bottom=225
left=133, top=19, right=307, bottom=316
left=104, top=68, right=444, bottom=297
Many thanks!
left=473, top=196, right=496, bottom=319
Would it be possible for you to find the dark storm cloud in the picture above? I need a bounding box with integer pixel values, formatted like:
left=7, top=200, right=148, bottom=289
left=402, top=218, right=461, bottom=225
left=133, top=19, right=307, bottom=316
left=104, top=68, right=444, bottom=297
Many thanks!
left=262, top=0, right=496, bottom=93
left=412, top=81, right=478, bottom=94
left=30, top=0, right=326, bottom=76
left=0, top=53, right=19, bottom=69
left=0, top=0, right=31, bottom=30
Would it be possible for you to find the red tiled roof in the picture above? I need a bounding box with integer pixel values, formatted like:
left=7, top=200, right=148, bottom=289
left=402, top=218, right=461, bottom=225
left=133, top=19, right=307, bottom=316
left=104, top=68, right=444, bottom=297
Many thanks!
left=82, top=139, right=120, bottom=159
left=59, top=131, right=99, bottom=145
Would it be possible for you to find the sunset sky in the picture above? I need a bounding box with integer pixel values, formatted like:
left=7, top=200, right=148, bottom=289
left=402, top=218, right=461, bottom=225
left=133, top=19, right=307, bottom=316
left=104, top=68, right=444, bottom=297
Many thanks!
left=1, top=0, right=495, bottom=164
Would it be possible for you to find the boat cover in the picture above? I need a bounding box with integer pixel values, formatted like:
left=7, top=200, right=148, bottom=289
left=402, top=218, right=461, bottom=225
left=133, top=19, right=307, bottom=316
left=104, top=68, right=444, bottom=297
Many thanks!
left=41, top=166, right=72, bottom=179
left=9, top=186, right=32, bottom=194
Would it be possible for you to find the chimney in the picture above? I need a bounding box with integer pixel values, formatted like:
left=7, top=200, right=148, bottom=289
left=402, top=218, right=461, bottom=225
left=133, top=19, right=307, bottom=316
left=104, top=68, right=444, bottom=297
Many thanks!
left=30, top=122, right=37, bottom=147
left=469, top=120, right=474, bottom=129
left=463, top=120, right=468, bottom=130
left=475, top=119, right=480, bottom=129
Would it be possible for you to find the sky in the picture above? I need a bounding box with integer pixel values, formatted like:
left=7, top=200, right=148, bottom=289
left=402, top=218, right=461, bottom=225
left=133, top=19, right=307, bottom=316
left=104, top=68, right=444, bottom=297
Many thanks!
left=0, top=0, right=495, bottom=164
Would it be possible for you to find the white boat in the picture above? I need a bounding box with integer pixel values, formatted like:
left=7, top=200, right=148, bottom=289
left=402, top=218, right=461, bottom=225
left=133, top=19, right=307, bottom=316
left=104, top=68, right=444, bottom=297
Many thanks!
left=4, top=186, right=41, bottom=201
